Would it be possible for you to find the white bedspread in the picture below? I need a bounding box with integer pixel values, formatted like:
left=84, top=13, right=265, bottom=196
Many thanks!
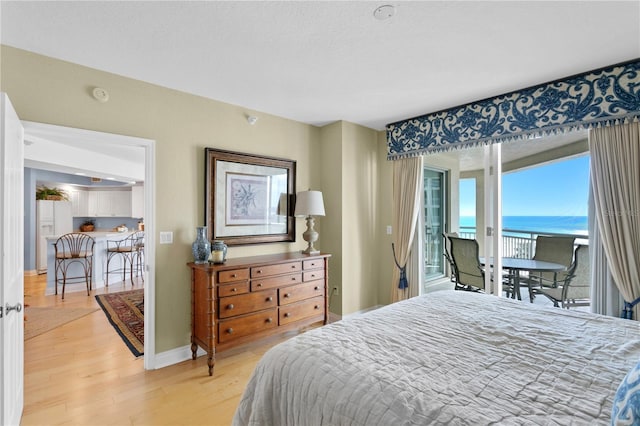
left=233, top=290, right=640, bottom=425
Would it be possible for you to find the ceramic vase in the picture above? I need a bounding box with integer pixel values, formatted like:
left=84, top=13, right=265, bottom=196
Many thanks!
left=192, top=226, right=211, bottom=264
left=211, top=240, right=228, bottom=264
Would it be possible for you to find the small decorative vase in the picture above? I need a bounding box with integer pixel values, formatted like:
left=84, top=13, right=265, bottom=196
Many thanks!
left=192, top=226, right=211, bottom=264
left=211, top=240, right=228, bottom=264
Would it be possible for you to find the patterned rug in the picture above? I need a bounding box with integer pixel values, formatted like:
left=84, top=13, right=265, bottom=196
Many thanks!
left=24, top=306, right=99, bottom=340
left=95, top=289, right=144, bottom=357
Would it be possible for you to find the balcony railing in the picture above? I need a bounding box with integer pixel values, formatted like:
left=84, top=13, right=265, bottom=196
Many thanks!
left=459, top=226, right=589, bottom=258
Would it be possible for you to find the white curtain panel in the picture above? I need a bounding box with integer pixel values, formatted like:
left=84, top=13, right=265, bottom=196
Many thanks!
left=589, top=122, right=640, bottom=320
left=391, top=156, right=423, bottom=302
left=407, top=182, right=425, bottom=298
left=589, top=184, right=623, bottom=316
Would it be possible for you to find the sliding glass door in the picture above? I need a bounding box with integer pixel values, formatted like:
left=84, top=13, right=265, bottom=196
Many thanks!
left=424, top=168, right=446, bottom=281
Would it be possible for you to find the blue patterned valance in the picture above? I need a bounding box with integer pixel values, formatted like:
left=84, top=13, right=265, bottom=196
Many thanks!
left=387, top=59, right=640, bottom=160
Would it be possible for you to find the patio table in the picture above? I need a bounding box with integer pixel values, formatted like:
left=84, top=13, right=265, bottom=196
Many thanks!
left=480, top=257, right=566, bottom=302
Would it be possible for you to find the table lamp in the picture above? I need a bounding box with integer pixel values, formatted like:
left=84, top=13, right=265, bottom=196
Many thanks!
left=294, top=190, right=325, bottom=255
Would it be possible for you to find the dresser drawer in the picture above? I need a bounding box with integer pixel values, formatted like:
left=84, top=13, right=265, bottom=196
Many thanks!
left=279, top=280, right=325, bottom=305
left=279, top=296, right=324, bottom=325
left=218, top=309, right=278, bottom=343
left=252, top=273, right=302, bottom=291
left=218, top=282, right=249, bottom=298
left=218, top=268, right=249, bottom=283
left=303, top=269, right=325, bottom=282
left=219, top=290, right=277, bottom=318
left=251, top=261, right=302, bottom=278
left=303, top=259, right=324, bottom=270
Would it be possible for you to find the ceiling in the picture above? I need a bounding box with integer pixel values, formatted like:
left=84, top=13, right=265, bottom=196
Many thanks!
left=1, top=1, right=639, bottom=171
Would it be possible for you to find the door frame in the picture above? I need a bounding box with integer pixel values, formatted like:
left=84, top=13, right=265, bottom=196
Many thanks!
left=22, top=121, right=157, bottom=368
left=423, top=166, right=448, bottom=283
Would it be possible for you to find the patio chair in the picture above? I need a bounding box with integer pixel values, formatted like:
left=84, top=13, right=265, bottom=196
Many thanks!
left=538, top=245, right=590, bottom=308
left=442, top=232, right=458, bottom=283
left=449, top=236, right=485, bottom=292
left=526, top=235, right=576, bottom=302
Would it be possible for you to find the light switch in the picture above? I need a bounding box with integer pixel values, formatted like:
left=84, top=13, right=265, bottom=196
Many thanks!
left=160, top=231, right=173, bottom=244
left=386, top=225, right=392, bottom=235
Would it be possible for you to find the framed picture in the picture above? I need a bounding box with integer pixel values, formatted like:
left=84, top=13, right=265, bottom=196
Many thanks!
left=205, top=148, right=296, bottom=245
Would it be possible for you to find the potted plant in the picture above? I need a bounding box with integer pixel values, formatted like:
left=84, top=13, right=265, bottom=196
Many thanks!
left=80, top=220, right=95, bottom=232
left=35, top=185, right=69, bottom=201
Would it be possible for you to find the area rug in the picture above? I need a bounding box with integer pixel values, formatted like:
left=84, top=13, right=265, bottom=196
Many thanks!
left=24, top=306, right=99, bottom=340
left=95, top=289, right=144, bottom=357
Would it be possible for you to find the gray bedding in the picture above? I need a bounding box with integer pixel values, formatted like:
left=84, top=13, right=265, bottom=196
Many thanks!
left=233, top=290, right=640, bottom=425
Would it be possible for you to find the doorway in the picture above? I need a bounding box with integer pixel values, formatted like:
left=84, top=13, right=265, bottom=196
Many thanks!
left=22, top=121, right=156, bottom=369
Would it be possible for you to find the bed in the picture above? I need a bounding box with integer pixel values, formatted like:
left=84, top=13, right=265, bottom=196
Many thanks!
left=233, top=290, right=640, bottom=425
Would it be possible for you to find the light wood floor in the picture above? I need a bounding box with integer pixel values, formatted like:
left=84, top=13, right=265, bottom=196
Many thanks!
left=22, top=274, right=296, bottom=426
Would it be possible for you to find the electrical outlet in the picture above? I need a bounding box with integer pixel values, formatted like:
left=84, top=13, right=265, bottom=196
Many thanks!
left=333, top=286, right=339, bottom=296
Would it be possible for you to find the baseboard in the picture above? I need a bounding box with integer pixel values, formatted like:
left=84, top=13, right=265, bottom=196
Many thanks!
left=153, top=344, right=206, bottom=370
left=24, top=269, right=38, bottom=276
left=343, top=304, right=383, bottom=319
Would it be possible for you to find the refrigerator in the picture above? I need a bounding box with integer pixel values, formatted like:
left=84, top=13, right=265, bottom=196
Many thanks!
left=36, top=200, right=73, bottom=273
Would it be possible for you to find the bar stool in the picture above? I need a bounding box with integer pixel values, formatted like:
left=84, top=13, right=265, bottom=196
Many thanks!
left=53, top=233, right=95, bottom=299
left=106, top=231, right=145, bottom=286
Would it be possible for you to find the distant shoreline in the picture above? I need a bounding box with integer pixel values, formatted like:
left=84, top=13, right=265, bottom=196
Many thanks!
left=459, top=215, right=588, bottom=235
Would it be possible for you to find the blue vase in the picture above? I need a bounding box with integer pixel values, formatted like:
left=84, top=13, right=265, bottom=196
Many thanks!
left=192, top=226, right=211, bottom=264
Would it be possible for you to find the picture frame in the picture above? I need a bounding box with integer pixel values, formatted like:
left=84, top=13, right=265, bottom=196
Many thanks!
left=205, top=148, right=296, bottom=245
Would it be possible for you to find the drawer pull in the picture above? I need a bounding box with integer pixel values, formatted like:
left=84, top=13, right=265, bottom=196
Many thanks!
left=284, top=293, right=291, bottom=298
left=266, top=318, right=273, bottom=323
left=256, top=269, right=262, bottom=274
left=291, top=265, right=296, bottom=268
left=284, top=312, right=291, bottom=318
left=231, top=287, right=237, bottom=292
left=267, top=296, right=273, bottom=302
left=314, top=305, right=320, bottom=310
left=227, top=328, right=234, bottom=334
left=310, top=274, right=316, bottom=278
left=314, top=286, right=319, bottom=290
left=291, top=277, right=297, bottom=281
left=227, top=304, right=234, bottom=310
left=231, top=273, right=237, bottom=278
left=257, top=283, right=263, bottom=287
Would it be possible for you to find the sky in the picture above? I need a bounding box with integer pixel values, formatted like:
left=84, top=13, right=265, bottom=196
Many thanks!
left=459, top=155, right=590, bottom=217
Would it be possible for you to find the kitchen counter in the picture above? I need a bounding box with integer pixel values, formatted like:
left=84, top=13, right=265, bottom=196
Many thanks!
left=44, top=231, right=142, bottom=295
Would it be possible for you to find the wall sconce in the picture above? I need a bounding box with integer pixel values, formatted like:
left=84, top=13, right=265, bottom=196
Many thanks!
left=247, top=115, right=258, bottom=125
left=294, top=190, right=325, bottom=255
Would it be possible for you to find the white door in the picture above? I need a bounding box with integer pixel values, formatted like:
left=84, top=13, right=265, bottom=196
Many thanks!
left=0, top=93, right=25, bottom=425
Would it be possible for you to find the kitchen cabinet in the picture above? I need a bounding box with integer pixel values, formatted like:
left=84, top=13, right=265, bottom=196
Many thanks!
left=70, top=189, right=89, bottom=216
left=131, top=185, right=144, bottom=218
left=87, top=190, right=132, bottom=217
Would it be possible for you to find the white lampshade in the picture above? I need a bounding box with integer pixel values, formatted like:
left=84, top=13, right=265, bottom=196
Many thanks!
left=294, top=190, right=325, bottom=217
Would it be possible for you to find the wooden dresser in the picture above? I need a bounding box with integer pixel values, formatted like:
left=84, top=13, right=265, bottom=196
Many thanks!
left=187, top=252, right=330, bottom=375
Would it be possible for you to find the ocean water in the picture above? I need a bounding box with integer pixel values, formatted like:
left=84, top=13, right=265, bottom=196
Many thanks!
left=460, top=216, right=588, bottom=236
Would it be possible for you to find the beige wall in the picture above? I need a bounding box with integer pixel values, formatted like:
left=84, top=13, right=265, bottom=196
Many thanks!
left=376, top=131, right=394, bottom=306
left=319, top=122, right=343, bottom=314
left=319, top=121, right=386, bottom=316
left=340, top=122, right=379, bottom=315
left=2, top=46, right=391, bottom=351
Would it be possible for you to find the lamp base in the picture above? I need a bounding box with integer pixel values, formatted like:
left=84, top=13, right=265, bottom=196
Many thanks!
left=301, top=215, right=320, bottom=256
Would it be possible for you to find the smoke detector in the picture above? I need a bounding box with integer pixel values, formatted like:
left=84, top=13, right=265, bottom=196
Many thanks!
left=373, top=5, right=395, bottom=20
